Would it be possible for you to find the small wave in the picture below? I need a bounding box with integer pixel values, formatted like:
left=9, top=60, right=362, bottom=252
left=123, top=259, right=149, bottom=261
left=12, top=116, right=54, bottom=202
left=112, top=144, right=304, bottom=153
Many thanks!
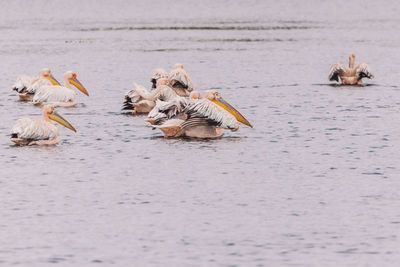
left=78, top=25, right=318, bottom=32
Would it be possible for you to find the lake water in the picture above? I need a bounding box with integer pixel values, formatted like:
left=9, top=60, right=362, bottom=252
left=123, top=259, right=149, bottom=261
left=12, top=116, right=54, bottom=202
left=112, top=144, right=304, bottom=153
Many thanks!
left=1, top=0, right=400, bottom=266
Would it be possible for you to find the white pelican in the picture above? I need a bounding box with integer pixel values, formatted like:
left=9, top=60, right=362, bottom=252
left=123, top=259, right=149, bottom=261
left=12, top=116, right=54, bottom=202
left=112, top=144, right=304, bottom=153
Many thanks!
left=153, top=90, right=253, bottom=138
left=11, top=104, right=76, bottom=146
left=32, top=71, right=88, bottom=107
left=12, top=68, right=60, bottom=101
left=329, top=53, right=374, bottom=85
left=168, top=63, right=194, bottom=96
left=122, top=76, right=178, bottom=114
left=122, top=68, right=168, bottom=114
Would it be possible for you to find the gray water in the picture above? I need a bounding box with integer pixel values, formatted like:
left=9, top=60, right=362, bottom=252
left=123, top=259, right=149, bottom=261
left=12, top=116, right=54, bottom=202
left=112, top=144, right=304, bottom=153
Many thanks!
left=1, top=0, right=400, bottom=266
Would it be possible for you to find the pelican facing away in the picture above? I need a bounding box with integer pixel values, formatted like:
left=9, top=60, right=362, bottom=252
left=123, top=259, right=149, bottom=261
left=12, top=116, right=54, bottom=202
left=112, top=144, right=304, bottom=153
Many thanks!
left=122, top=68, right=168, bottom=114
left=329, top=53, right=374, bottom=85
left=168, top=63, right=194, bottom=96
left=12, top=68, right=60, bottom=101
left=11, top=104, right=76, bottom=146
left=152, top=90, right=253, bottom=138
left=32, top=71, right=88, bottom=107
left=122, top=77, right=178, bottom=114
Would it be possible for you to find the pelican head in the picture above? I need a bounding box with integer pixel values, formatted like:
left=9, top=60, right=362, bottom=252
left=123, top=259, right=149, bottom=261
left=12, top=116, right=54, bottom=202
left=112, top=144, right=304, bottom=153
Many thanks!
left=173, top=63, right=184, bottom=69
left=204, top=90, right=253, bottom=128
left=39, top=68, right=60, bottom=86
left=349, top=53, right=356, bottom=68
left=64, top=71, right=89, bottom=96
left=43, top=104, right=76, bottom=132
left=189, top=91, right=200, bottom=99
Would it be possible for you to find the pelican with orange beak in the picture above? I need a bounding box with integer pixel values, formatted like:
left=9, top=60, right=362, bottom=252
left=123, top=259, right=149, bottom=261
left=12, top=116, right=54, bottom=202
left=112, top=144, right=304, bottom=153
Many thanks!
left=33, top=71, right=88, bottom=107
left=11, top=104, right=76, bottom=146
left=12, top=68, right=60, bottom=101
left=153, top=90, right=253, bottom=138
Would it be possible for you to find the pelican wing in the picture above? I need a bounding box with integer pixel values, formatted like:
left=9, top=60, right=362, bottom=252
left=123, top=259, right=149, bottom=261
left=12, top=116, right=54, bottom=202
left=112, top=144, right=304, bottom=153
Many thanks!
left=153, top=85, right=180, bottom=101
left=168, top=69, right=194, bottom=91
left=328, top=63, right=345, bottom=82
left=182, top=99, right=239, bottom=130
left=33, top=86, right=76, bottom=103
left=11, top=118, right=58, bottom=140
left=147, top=96, right=188, bottom=125
left=26, top=78, right=52, bottom=94
left=122, top=83, right=151, bottom=111
left=356, top=63, right=374, bottom=80
left=12, top=75, right=33, bottom=93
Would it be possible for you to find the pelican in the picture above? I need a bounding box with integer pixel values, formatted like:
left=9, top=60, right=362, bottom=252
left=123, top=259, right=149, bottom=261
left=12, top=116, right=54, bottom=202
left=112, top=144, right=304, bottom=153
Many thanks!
left=11, top=104, right=76, bottom=146
left=329, top=53, right=374, bottom=85
left=153, top=90, right=253, bottom=138
left=122, top=77, right=178, bottom=114
left=168, top=63, right=194, bottom=96
left=12, top=68, right=60, bottom=101
left=32, top=71, right=88, bottom=107
left=122, top=68, right=168, bottom=114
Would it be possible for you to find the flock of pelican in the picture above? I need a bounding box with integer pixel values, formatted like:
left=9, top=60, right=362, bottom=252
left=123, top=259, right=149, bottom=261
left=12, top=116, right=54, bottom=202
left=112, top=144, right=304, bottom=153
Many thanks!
left=10, top=53, right=373, bottom=146
left=11, top=69, right=88, bottom=146
left=122, top=63, right=253, bottom=138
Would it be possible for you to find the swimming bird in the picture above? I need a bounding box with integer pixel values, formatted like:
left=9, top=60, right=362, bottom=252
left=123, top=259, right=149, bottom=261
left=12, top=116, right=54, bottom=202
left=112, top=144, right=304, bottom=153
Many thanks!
left=329, top=53, right=374, bottom=85
left=11, top=104, right=76, bottom=146
left=168, top=63, right=194, bottom=96
left=153, top=90, right=253, bottom=138
left=122, top=68, right=168, bottom=114
left=32, top=71, right=88, bottom=107
left=12, top=68, right=60, bottom=101
left=122, top=77, right=178, bottom=114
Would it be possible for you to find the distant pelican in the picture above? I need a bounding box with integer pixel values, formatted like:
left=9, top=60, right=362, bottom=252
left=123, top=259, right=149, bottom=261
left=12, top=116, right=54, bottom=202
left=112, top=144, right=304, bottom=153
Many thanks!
left=329, top=53, right=374, bottom=85
left=12, top=68, right=60, bottom=101
left=168, top=63, right=194, bottom=96
left=11, top=104, right=76, bottom=146
left=122, top=68, right=168, bottom=114
left=153, top=90, right=253, bottom=138
left=32, top=71, right=88, bottom=107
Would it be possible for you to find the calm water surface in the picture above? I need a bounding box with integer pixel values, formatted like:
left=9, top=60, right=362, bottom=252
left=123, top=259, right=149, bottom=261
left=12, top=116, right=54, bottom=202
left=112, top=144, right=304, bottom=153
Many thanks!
left=1, top=0, right=400, bottom=266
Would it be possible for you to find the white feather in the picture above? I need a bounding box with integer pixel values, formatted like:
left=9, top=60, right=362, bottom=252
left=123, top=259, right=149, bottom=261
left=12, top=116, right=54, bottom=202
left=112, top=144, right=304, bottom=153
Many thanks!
left=168, top=68, right=194, bottom=91
left=328, top=63, right=345, bottom=81
left=356, top=63, right=374, bottom=79
left=12, top=75, right=33, bottom=93
left=185, top=99, right=239, bottom=130
left=11, top=118, right=58, bottom=140
left=26, top=78, right=52, bottom=94
left=33, top=86, right=76, bottom=103
left=148, top=96, right=188, bottom=123
left=124, top=83, right=152, bottom=103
